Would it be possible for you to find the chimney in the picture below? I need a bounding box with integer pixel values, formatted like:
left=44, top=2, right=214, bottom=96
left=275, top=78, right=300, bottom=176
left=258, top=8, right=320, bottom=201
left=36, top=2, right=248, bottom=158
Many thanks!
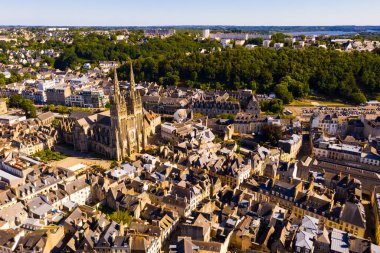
left=120, top=222, right=125, bottom=235
left=94, top=233, right=99, bottom=243
left=111, top=231, right=117, bottom=242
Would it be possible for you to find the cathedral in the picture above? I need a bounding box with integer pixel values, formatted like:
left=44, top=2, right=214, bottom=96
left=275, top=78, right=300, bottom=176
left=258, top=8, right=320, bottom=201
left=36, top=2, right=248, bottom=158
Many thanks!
left=59, top=63, right=160, bottom=161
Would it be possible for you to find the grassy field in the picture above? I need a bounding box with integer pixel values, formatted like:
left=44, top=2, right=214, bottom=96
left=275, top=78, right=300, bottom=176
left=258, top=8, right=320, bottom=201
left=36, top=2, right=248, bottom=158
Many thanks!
left=289, top=100, right=313, bottom=106
left=289, top=97, right=353, bottom=107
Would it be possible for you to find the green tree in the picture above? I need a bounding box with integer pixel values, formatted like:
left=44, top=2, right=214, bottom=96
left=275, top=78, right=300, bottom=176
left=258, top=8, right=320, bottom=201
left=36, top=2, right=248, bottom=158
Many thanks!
left=21, top=99, right=37, bottom=118
left=261, top=124, right=283, bottom=146
left=54, top=48, right=79, bottom=70
left=109, top=209, right=132, bottom=225
left=349, top=91, right=367, bottom=105
left=260, top=99, right=284, bottom=114
left=274, top=84, right=293, bottom=104
left=29, top=32, right=380, bottom=104
left=246, top=38, right=264, bottom=46
left=8, top=94, right=36, bottom=118
left=216, top=113, right=236, bottom=120
left=279, top=76, right=309, bottom=98
left=271, top=33, right=290, bottom=43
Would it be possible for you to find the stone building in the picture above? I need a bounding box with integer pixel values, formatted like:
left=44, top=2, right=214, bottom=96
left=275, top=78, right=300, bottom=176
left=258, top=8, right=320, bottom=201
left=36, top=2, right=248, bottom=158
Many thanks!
left=0, top=99, right=7, bottom=114
left=60, top=64, right=160, bottom=161
left=46, top=85, right=71, bottom=105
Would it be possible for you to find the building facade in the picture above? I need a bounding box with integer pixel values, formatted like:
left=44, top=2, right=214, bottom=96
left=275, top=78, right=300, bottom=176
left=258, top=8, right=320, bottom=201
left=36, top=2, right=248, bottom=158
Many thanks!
left=60, top=64, right=159, bottom=161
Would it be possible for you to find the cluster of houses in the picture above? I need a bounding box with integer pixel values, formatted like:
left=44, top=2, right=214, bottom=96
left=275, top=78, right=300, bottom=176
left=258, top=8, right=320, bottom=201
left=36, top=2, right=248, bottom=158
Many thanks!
left=0, top=104, right=378, bottom=252
left=0, top=111, right=378, bottom=251
left=201, top=29, right=380, bottom=52
left=1, top=27, right=380, bottom=253
left=0, top=110, right=58, bottom=158
left=0, top=67, right=112, bottom=107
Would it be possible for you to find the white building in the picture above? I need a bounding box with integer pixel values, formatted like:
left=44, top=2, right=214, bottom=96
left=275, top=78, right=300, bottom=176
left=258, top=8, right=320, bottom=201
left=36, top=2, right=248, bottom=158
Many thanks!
left=245, top=44, right=257, bottom=49
left=313, top=138, right=380, bottom=166
left=310, top=114, right=347, bottom=136
left=202, top=29, right=210, bottom=39
left=83, top=63, right=91, bottom=69
left=263, top=40, right=272, bottom=47
left=62, top=176, right=92, bottom=206
left=37, top=80, right=56, bottom=91
left=274, top=43, right=284, bottom=50
left=235, top=40, right=246, bottom=46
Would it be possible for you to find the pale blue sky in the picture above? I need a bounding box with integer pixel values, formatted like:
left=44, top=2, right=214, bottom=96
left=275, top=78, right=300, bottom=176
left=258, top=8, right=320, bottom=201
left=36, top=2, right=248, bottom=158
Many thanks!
left=0, top=0, right=379, bottom=26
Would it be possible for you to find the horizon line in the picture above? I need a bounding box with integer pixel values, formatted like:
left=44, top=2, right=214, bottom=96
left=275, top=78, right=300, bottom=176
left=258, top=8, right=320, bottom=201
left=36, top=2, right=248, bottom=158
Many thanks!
left=1, top=25, right=380, bottom=28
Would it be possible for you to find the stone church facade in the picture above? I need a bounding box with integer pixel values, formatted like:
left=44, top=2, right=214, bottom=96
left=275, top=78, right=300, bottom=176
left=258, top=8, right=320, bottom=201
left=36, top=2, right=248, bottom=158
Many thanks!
left=59, top=64, right=160, bottom=161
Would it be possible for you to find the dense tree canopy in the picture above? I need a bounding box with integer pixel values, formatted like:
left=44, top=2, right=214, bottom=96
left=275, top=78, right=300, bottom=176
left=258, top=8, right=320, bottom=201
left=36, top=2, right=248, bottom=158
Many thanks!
left=260, top=99, right=284, bottom=114
left=8, top=94, right=37, bottom=118
left=261, top=124, right=283, bottom=146
left=53, top=33, right=380, bottom=104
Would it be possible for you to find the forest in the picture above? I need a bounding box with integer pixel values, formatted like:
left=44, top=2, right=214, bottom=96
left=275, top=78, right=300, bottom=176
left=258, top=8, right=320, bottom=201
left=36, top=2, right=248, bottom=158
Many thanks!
left=52, top=33, right=380, bottom=105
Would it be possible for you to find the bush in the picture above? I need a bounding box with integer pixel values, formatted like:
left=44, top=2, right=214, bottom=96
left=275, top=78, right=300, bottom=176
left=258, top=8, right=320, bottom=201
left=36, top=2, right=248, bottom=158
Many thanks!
left=8, top=94, right=36, bottom=118
left=216, top=113, right=236, bottom=120
left=260, top=99, right=284, bottom=114
left=33, top=149, right=67, bottom=162
left=98, top=205, right=132, bottom=226
left=261, top=124, right=283, bottom=146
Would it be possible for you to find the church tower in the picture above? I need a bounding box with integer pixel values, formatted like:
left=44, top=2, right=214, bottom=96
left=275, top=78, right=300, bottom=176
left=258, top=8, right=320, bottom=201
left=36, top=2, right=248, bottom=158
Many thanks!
left=125, top=62, right=146, bottom=156
left=110, top=63, right=147, bottom=161
left=110, top=68, right=128, bottom=161
left=127, top=62, right=143, bottom=114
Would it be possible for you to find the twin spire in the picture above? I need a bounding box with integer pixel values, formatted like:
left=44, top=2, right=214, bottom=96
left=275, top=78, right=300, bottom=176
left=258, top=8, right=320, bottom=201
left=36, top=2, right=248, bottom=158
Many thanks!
left=114, top=65, right=120, bottom=96
left=130, top=61, right=136, bottom=91
left=113, top=61, right=136, bottom=93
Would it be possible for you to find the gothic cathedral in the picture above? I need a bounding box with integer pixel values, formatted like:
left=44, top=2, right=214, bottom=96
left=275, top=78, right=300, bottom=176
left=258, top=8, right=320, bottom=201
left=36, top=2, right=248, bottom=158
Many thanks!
left=59, top=63, right=159, bottom=161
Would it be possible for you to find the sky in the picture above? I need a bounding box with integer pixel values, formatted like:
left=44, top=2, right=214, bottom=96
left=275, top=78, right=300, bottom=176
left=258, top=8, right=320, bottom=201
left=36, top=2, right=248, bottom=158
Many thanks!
left=0, top=0, right=379, bottom=26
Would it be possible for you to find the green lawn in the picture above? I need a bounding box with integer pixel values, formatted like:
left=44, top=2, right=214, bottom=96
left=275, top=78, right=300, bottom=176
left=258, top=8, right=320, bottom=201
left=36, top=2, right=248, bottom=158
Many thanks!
left=97, top=205, right=132, bottom=226
left=289, top=98, right=353, bottom=107
left=289, top=100, right=313, bottom=106
left=33, top=149, right=67, bottom=162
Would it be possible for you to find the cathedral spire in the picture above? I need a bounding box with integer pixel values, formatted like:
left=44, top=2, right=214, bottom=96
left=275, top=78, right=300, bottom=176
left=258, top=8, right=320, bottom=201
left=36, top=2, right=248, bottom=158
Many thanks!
left=130, top=61, right=135, bottom=92
left=113, top=67, right=120, bottom=96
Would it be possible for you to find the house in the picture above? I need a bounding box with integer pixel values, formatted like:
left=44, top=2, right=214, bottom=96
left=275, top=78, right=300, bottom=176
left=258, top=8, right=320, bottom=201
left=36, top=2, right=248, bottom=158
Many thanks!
left=0, top=229, right=24, bottom=252
left=15, top=227, right=65, bottom=253
left=230, top=216, right=261, bottom=251
left=37, top=111, right=55, bottom=125
left=279, top=134, right=302, bottom=162
left=181, top=213, right=212, bottom=242
left=294, top=216, right=320, bottom=253
left=274, top=43, right=284, bottom=50
left=170, top=236, right=228, bottom=253
left=330, top=229, right=350, bottom=253
left=263, top=40, right=272, bottom=47
left=59, top=175, right=92, bottom=206
left=130, top=234, right=161, bottom=253
left=0, top=202, right=28, bottom=229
